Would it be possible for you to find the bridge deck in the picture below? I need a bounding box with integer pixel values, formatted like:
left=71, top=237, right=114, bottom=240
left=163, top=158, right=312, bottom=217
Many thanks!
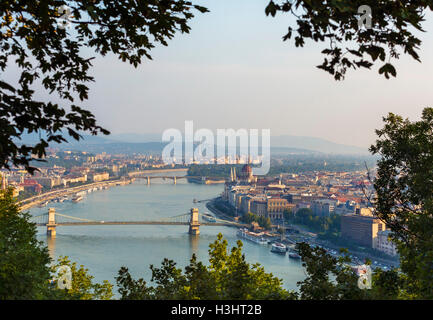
left=36, top=221, right=244, bottom=227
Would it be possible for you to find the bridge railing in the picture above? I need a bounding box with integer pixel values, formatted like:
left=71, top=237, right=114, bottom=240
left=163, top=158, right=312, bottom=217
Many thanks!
left=30, top=210, right=241, bottom=226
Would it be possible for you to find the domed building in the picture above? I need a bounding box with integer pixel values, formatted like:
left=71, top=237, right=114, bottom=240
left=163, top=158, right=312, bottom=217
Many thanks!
left=239, top=164, right=256, bottom=183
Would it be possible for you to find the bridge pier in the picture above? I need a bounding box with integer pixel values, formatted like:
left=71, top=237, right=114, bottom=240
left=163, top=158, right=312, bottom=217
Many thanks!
left=147, top=176, right=150, bottom=185
left=173, top=176, right=177, bottom=184
left=189, top=208, right=200, bottom=235
left=47, top=208, right=57, bottom=238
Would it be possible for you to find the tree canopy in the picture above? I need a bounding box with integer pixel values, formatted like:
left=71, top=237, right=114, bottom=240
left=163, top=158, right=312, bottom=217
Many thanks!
left=265, top=0, right=432, bottom=80
left=0, top=188, right=51, bottom=299
left=2, top=1, right=433, bottom=173
left=116, top=233, right=295, bottom=300
left=369, top=107, right=433, bottom=298
left=0, top=0, right=207, bottom=173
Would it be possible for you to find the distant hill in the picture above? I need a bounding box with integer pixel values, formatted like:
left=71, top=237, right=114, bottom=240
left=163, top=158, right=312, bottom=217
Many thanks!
left=271, top=135, right=368, bottom=155
left=15, top=132, right=368, bottom=155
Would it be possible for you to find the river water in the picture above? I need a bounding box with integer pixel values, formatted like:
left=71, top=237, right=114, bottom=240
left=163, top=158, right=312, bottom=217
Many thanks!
left=30, top=173, right=306, bottom=296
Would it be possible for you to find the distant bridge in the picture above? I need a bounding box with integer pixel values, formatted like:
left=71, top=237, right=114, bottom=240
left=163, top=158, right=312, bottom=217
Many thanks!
left=129, top=174, right=227, bottom=184
left=31, top=208, right=246, bottom=237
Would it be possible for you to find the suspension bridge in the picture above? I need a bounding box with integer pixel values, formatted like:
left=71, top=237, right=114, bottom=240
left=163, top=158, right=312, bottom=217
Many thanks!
left=31, top=208, right=247, bottom=237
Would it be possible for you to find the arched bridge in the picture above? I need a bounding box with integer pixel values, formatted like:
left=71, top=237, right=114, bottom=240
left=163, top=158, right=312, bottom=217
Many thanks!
left=130, top=175, right=227, bottom=184
left=31, top=208, right=246, bottom=237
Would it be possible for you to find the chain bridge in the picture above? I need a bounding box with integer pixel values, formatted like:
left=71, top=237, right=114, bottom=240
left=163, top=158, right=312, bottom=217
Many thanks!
left=31, top=208, right=246, bottom=237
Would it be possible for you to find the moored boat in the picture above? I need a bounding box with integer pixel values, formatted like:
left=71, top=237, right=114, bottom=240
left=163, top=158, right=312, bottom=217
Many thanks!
left=237, top=228, right=268, bottom=245
left=72, top=195, right=83, bottom=203
left=271, top=242, right=287, bottom=254
left=288, top=251, right=301, bottom=260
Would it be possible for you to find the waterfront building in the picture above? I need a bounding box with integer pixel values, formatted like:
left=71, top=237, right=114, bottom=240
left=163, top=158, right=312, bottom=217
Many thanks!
left=34, top=176, right=62, bottom=188
left=20, top=179, right=43, bottom=194
left=61, top=174, right=88, bottom=186
left=239, top=164, right=257, bottom=184
left=250, top=199, right=267, bottom=217
left=89, top=172, right=110, bottom=182
left=341, top=212, right=386, bottom=247
left=266, top=197, right=292, bottom=220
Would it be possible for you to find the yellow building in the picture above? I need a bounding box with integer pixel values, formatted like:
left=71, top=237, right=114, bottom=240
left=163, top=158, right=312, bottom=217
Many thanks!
left=90, top=172, right=110, bottom=182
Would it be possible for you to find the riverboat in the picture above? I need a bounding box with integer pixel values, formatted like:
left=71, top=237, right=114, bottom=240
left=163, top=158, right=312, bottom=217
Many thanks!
left=237, top=228, right=268, bottom=245
left=271, top=242, right=287, bottom=254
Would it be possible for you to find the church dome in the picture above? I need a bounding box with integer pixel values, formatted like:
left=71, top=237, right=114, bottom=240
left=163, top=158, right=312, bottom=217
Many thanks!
left=241, top=164, right=252, bottom=174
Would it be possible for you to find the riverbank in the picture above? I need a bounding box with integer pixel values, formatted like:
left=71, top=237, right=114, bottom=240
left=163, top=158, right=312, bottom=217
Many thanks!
left=206, top=198, right=399, bottom=269
left=19, top=178, right=134, bottom=211
left=206, top=197, right=237, bottom=222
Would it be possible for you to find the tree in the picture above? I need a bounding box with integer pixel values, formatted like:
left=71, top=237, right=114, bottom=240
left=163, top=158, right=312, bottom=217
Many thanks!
left=296, top=243, right=369, bottom=300
left=265, top=1, right=431, bottom=80
left=116, top=233, right=296, bottom=300
left=0, top=0, right=208, bottom=173
left=51, top=256, right=113, bottom=300
left=369, top=107, right=433, bottom=299
left=297, top=107, right=433, bottom=300
left=0, top=188, right=52, bottom=299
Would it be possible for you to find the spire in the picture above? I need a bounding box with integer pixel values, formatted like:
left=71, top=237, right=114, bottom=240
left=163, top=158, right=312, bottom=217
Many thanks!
left=230, top=167, right=234, bottom=182
left=1, top=174, right=6, bottom=190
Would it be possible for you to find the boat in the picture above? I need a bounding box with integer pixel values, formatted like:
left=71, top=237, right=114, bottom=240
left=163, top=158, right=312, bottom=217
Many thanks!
left=38, top=201, right=49, bottom=208
left=271, top=242, right=287, bottom=254
left=72, top=195, right=83, bottom=203
left=237, top=228, right=268, bottom=245
left=202, top=213, right=216, bottom=223
left=288, top=251, right=301, bottom=260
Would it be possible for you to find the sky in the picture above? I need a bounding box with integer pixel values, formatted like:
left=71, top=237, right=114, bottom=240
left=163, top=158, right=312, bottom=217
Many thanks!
left=14, top=0, right=433, bottom=148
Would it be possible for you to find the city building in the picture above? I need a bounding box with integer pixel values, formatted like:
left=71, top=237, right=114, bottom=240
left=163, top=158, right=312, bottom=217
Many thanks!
left=311, top=199, right=336, bottom=217
left=341, top=212, right=386, bottom=247
left=89, top=172, right=110, bottom=182
left=374, top=230, right=398, bottom=256
left=266, top=197, right=292, bottom=220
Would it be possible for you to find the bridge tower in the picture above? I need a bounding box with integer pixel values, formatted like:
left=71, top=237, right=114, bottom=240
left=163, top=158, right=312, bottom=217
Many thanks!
left=47, top=208, right=57, bottom=238
left=189, top=208, right=200, bottom=235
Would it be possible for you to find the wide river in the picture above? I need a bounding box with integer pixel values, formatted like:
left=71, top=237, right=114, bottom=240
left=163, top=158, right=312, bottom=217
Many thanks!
left=30, top=173, right=306, bottom=296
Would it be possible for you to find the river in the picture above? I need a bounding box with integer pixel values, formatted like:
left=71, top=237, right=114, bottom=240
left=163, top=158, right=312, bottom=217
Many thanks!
left=30, top=173, right=306, bottom=296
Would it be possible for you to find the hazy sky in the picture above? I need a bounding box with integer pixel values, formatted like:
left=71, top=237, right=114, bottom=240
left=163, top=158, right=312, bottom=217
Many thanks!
left=29, top=1, right=433, bottom=148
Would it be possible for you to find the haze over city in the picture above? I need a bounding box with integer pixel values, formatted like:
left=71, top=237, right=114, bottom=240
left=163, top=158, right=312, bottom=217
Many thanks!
left=70, top=0, right=433, bottom=149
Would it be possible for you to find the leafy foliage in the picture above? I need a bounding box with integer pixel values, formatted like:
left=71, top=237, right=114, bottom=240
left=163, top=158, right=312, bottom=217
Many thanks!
left=296, top=243, right=369, bottom=299
left=116, top=233, right=295, bottom=300
left=265, top=0, right=430, bottom=80
left=51, top=256, right=113, bottom=300
left=0, top=188, right=52, bottom=299
left=284, top=208, right=341, bottom=234
left=242, top=212, right=272, bottom=230
left=0, top=0, right=208, bottom=173
left=370, top=107, right=433, bottom=298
